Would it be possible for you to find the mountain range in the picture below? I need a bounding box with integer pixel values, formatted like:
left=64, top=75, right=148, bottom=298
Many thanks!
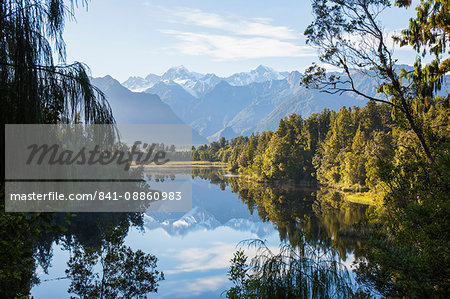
left=93, top=65, right=388, bottom=143
left=122, top=65, right=288, bottom=96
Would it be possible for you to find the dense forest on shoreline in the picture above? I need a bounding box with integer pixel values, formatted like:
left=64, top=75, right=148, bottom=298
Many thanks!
left=192, top=101, right=395, bottom=190
left=194, top=94, right=448, bottom=179
left=193, top=98, right=447, bottom=193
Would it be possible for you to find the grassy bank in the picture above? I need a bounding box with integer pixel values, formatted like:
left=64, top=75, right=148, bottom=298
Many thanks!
left=343, top=192, right=380, bottom=206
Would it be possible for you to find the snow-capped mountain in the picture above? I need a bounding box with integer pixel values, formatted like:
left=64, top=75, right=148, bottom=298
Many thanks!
left=119, top=66, right=370, bottom=141
left=225, top=65, right=287, bottom=86
left=122, top=65, right=288, bottom=97
left=121, top=76, right=149, bottom=92
left=161, top=65, right=203, bottom=82
left=121, top=73, right=161, bottom=92
left=123, top=66, right=220, bottom=98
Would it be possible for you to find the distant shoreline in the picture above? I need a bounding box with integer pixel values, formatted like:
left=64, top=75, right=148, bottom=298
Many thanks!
left=136, top=161, right=227, bottom=168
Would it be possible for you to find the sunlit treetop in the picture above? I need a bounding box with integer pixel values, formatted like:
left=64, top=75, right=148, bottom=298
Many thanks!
left=394, top=0, right=449, bottom=59
left=394, top=0, right=449, bottom=98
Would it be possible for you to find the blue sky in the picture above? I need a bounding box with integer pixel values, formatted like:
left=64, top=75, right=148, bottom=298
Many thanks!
left=64, top=0, right=419, bottom=81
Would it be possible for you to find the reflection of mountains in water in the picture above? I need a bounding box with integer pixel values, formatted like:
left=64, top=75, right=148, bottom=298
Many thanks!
left=143, top=169, right=371, bottom=253
left=144, top=173, right=276, bottom=237
left=144, top=206, right=274, bottom=238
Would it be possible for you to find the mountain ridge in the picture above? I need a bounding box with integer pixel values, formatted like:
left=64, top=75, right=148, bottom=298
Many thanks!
left=113, top=65, right=436, bottom=143
left=118, top=66, right=368, bottom=141
left=122, top=64, right=289, bottom=96
left=91, top=75, right=208, bottom=144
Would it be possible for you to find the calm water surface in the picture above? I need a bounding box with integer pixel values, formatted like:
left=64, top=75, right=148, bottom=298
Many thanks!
left=31, top=168, right=370, bottom=298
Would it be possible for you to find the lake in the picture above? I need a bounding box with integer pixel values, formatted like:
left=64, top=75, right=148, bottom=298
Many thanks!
left=31, top=167, right=371, bottom=298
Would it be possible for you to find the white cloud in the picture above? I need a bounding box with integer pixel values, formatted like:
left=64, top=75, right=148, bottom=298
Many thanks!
left=161, top=30, right=314, bottom=61
left=160, top=240, right=281, bottom=275
left=161, top=241, right=235, bottom=274
left=152, top=6, right=312, bottom=60
left=160, top=275, right=229, bottom=298
left=171, top=8, right=299, bottom=40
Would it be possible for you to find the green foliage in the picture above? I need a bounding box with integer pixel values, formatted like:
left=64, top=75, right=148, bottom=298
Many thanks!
left=200, top=2, right=450, bottom=295
left=193, top=109, right=335, bottom=183
left=226, top=250, right=251, bottom=299
left=355, top=105, right=449, bottom=296
left=193, top=78, right=447, bottom=299
left=226, top=176, right=373, bottom=256
left=0, top=1, right=118, bottom=297
left=0, top=207, right=51, bottom=297
left=394, top=0, right=449, bottom=98
left=0, top=0, right=115, bottom=125
left=302, top=0, right=449, bottom=167
left=194, top=101, right=397, bottom=193
left=300, top=0, right=450, bottom=296
left=315, top=103, right=394, bottom=192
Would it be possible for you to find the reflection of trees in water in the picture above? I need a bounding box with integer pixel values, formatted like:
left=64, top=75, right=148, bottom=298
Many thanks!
left=189, top=170, right=372, bottom=257
left=218, top=177, right=375, bottom=297
left=38, top=212, right=143, bottom=260
left=313, top=189, right=373, bottom=258
left=234, top=179, right=372, bottom=257
left=2, top=158, right=153, bottom=297
left=145, top=173, right=176, bottom=182
left=29, top=169, right=374, bottom=297
left=36, top=169, right=158, bottom=296
left=191, top=167, right=229, bottom=190
left=228, top=179, right=316, bottom=244
left=35, top=212, right=164, bottom=298
left=66, top=224, right=163, bottom=298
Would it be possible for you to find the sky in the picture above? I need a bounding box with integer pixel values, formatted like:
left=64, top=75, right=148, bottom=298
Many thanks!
left=63, top=0, right=420, bottom=82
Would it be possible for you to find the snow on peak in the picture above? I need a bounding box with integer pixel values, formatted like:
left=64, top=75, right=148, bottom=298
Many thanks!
left=122, top=74, right=160, bottom=92
left=143, top=207, right=274, bottom=238
left=162, top=65, right=202, bottom=81
left=255, top=64, right=274, bottom=73
left=122, top=65, right=291, bottom=96
left=225, top=65, right=287, bottom=86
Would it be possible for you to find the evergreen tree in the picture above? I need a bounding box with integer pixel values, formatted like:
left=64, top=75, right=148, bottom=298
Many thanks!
left=302, top=0, right=449, bottom=296
left=302, top=0, right=448, bottom=166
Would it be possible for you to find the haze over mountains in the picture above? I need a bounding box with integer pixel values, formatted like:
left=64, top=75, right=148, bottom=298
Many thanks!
left=93, top=65, right=385, bottom=143
left=91, top=75, right=208, bottom=144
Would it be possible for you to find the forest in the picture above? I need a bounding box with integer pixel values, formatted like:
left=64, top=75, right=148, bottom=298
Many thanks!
left=193, top=102, right=393, bottom=189
left=193, top=98, right=449, bottom=296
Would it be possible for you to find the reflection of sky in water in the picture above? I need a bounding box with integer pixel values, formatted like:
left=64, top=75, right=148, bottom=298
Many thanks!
left=127, top=226, right=280, bottom=298
left=32, top=174, right=363, bottom=298
left=32, top=175, right=283, bottom=298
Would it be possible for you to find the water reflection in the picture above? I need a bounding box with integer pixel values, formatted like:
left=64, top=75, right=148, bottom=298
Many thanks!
left=192, top=167, right=372, bottom=257
left=34, top=212, right=162, bottom=298
left=65, top=224, right=163, bottom=298
left=31, top=168, right=372, bottom=298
